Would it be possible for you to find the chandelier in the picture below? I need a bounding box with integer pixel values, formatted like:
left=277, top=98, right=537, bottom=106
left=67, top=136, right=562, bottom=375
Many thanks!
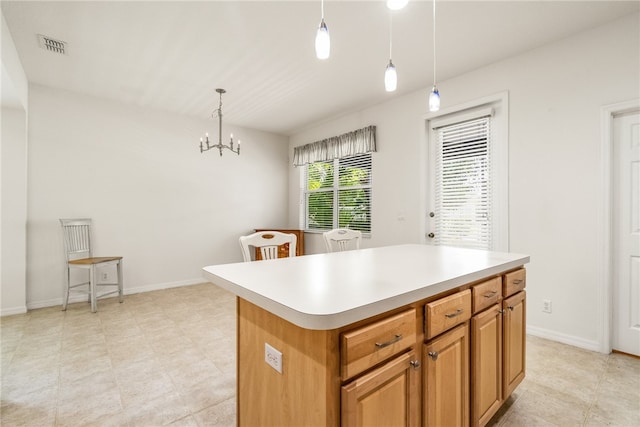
left=199, top=88, right=240, bottom=157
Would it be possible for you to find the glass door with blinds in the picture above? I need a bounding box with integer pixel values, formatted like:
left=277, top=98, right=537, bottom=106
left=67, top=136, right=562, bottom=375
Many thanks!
left=429, top=114, right=494, bottom=250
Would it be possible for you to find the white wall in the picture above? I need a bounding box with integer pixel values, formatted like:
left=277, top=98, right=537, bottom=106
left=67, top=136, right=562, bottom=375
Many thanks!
left=1, top=107, right=28, bottom=315
left=1, top=9, right=29, bottom=316
left=26, top=85, right=289, bottom=308
left=288, top=13, right=640, bottom=351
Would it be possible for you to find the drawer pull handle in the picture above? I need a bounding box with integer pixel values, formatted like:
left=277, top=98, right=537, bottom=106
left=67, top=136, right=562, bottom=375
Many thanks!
left=444, top=308, right=464, bottom=319
left=484, top=291, right=498, bottom=298
left=512, top=279, right=523, bottom=284
left=428, top=351, right=438, bottom=361
left=508, top=306, right=514, bottom=311
left=410, top=360, right=421, bottom=370
left=375, top=334, right=402, bottom=349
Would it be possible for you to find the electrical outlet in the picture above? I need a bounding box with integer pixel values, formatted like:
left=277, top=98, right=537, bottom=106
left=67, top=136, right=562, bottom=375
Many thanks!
left=542, top=299, right=552, bottom=313
left=265, top=343, right=283, bottom=374
left=101, top=272, right=108, bottom=281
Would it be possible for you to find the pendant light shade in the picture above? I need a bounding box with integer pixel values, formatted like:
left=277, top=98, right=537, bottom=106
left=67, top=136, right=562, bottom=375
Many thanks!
left=387, top=0, right=409, bottom=10
left=315, top=0, right=330, bottom=60
left=315, top=19, right=330, bottom=59
left=385, top=61, right=397, bottom=92
left=429, top=86, right=440, bottom=112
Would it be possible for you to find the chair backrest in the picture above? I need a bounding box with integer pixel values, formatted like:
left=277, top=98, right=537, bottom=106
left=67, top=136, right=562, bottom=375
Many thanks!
left=239, top=231, right=297, bottom=262
left=323, top=228, right=362, bottom=252
left=60, top=218, right=93, bottom=261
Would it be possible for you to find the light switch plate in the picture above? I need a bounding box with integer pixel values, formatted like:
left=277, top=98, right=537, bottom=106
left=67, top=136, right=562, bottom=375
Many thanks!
left=265, top=343, right=283, bottom=374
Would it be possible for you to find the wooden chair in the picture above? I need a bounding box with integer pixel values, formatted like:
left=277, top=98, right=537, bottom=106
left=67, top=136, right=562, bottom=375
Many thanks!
left=60, top=218, right=123, bottom=312
left=239, top=231, right=297, bottom=262
left=323, top=228, right=362, bottom=252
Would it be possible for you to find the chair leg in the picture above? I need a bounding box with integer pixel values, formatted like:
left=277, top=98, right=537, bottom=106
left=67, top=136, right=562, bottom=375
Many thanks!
left=90, top=265, right=97, bottom=313
left=117, top=260, right=123, bottom=303
left=62, top=266, right=70, bottom=311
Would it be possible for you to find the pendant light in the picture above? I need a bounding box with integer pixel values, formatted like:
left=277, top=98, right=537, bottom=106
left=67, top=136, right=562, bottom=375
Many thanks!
left=429, top=0, right=440, bottom=112
left=386, top=0, right=409, bottom=11
left=384, top=13, right=397, bottom=92
left=315, top=0, right=330, bottom=60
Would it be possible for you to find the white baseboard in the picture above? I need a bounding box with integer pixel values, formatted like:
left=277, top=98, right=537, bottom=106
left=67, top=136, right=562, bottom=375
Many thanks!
left=0, top=305, right=28, bottom=317
left=23, top=278, right=207, bottom=312
left=527, top=324, right=604, bottom=353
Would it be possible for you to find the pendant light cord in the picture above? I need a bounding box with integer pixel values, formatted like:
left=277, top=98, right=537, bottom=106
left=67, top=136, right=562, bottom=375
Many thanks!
left=389, top=13, right=393, bottom=60
left=432, top=0, right=436, bottom=86
left=321, top=0, right=325, bottom=19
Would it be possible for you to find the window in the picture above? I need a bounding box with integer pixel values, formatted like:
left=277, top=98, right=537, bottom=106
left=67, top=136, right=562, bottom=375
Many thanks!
left=303, top=154, right=372, bottom=233
left=434, top=116, right=492, bottom=249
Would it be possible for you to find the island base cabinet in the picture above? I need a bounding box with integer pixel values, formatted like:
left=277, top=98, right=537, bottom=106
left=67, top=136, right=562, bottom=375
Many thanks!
left=503, top=291, right=526, bottom=398
left=237, top=298, right=341, bottom=427
left=342, top=350, right=420, bottom=427
left=471, top=304, right=503, bottom=427
left=423, top=323, right=470, bottom=427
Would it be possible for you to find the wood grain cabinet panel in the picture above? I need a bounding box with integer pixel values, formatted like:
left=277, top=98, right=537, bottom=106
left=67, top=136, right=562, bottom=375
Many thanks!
left=503, top=290, right=526, bottom=399
left=471, top=304, right=503, bottom=427
left=472, top=277, right=502, bottom=314
left=503, top=268, right=525, bottom=298
left=342, top=350, right=420, bottom=427
left=424, top=323, right=470, bottom=427
left=425, top=289, right=471, bottom=340
left=341, top=309, right=417, bottom=380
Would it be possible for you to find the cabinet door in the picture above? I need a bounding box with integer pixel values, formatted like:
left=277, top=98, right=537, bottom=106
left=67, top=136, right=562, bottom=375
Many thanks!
left=342, top=350, right=420, bottom=427
left=471, top=305, right=503, bottom=427
left=424, top=323, right=469, bottom=427
left=503, top=291, right=526, bottom=398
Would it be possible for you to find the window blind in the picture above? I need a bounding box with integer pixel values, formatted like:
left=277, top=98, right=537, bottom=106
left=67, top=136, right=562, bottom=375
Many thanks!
left=305, top=153, right=372, bottom=233
left=434, top=117, right=492, bottom=249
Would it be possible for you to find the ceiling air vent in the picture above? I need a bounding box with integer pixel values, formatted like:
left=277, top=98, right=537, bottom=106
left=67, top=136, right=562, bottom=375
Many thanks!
left=37, top=34, right=67, bottom=55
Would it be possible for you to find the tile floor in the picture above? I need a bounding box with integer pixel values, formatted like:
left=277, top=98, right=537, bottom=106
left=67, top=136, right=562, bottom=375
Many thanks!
left=1, top=283, right=638, bottom=426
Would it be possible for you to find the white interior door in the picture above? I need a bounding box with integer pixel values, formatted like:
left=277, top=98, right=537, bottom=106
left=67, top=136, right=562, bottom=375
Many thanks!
left=612, top=110, right=640, bottom=356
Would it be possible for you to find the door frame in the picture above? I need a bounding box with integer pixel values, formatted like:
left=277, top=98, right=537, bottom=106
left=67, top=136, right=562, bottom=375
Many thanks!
left=598, top=98, right=640, bottom=354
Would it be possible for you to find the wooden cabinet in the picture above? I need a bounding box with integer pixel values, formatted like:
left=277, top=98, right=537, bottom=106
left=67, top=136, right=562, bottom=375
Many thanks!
left=341, top=309, right=416, bottom=380
left=235, top=267, right=526, bottom=427
left=341, top=309, right=420, bottom=426
left=342, top=350, right=420, bottom=427
left=503, top=290, right=526, bottom=398
left=253, top=229, right=305, bottom=259
left=423, top=323, right=470, bottom=427
left=470, top=268, right=526, bottom=427
left=471, top=304, right=503, bottom=427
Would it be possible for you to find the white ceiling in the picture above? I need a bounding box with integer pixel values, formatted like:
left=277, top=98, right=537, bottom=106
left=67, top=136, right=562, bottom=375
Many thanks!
left=2, top=1, right=638, bottom=135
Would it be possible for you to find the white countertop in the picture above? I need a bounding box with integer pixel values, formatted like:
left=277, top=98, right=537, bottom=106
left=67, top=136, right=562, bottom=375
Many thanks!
left=202, top=244, right=529, bottom=330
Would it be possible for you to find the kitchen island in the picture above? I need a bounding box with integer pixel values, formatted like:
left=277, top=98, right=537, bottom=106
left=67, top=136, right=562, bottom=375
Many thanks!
left=202, top=244, right=529, bottom=427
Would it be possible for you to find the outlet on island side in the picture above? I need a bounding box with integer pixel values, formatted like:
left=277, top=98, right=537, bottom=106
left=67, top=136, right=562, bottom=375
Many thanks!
left=101, top=272, right=108, bottom=281
left=542, top=299, right=552, bottom=313
left=265, top=342, right=283, bottom=374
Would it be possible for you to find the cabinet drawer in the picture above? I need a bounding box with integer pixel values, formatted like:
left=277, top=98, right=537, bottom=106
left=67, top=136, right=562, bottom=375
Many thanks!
left=425, top=289, right=471, bottom=340
left=472, top=277, right=502, bottom=314
left=341, top=309, right=416, bottom=380
left=503, top=268, right=526, bottom=297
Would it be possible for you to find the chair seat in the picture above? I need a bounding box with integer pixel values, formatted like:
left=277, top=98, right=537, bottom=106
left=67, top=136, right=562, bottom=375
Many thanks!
left=68, top=256, right=123, bottom=265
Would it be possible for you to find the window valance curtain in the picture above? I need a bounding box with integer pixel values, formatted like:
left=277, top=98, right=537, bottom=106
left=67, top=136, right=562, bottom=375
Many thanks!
left=293, top=125, right=377, bottom=166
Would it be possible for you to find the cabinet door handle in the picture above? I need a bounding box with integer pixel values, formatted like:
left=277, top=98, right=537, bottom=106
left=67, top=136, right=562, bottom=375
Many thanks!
left=410, top=360, right=421, bottom=370
left=508, top=306, right=514, bottom=311
left=444, top=308, right=464, bottom=318
left=484, top=291, right=497, bottom=298
left=375, top=334, right=402, bottom=349
left=512, top=279, right=523, bottom=284
left=427, top=351, right=438, bottom=361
